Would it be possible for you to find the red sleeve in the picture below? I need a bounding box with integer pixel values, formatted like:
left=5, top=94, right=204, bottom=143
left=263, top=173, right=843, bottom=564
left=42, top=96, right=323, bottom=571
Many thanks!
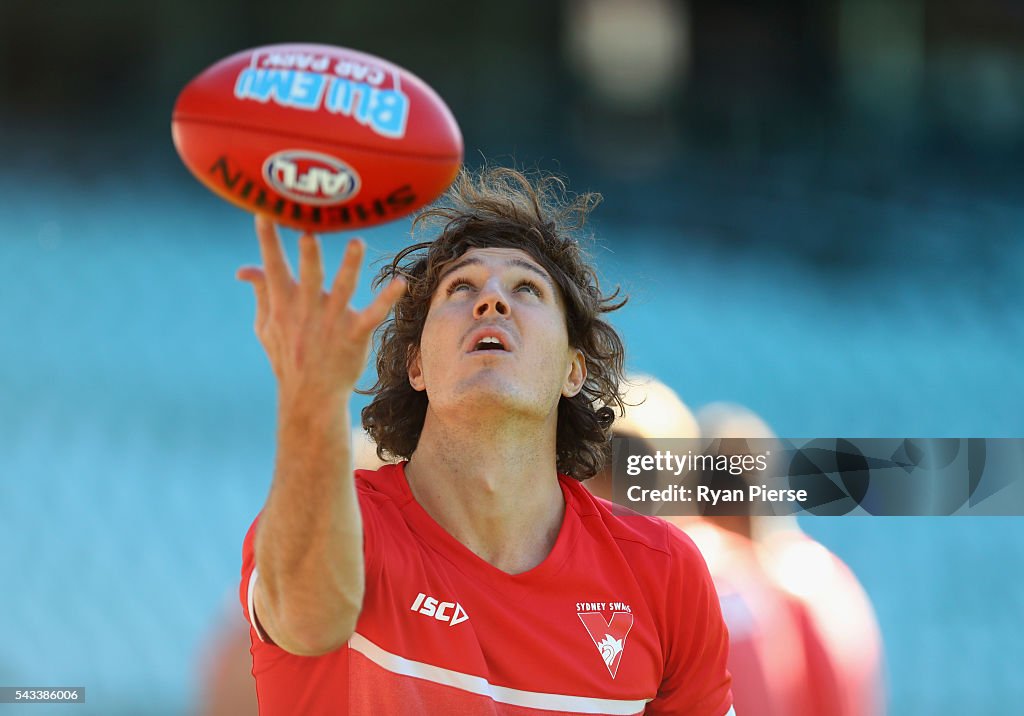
left=354, top=469, right=385, bottom=586
left=237, top=480, right=385, bottom=715
left=238, top=476, right=385, bottom=644
left=239, top=516, right=267, bottom=641
left=647, top=525, right=734, bottom=716
left=238, top=517, right=348, bottom=715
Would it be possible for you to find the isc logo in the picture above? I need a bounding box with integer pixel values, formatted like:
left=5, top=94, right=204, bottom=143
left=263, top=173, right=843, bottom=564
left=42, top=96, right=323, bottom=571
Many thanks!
left=410, top=592, right=469, bottom=627
left=262, top=149, right=361, bottom=205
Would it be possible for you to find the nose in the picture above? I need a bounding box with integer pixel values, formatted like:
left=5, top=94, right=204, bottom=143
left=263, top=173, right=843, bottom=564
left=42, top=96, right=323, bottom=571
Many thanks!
left=474, top=280, right=509, bottom=318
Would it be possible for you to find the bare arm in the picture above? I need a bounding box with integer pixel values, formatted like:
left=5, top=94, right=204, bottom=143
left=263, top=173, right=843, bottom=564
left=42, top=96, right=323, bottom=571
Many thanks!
left=237, top=216, right=406, bottom=656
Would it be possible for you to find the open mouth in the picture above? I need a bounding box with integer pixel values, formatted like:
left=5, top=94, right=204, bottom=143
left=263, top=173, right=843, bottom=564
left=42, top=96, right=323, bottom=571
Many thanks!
left=472, top=336, right=508, bottom=352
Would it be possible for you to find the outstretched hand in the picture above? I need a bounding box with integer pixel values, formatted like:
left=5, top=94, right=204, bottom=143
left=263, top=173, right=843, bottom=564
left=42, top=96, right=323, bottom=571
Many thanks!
left=236, top=215, right=407, bottom=403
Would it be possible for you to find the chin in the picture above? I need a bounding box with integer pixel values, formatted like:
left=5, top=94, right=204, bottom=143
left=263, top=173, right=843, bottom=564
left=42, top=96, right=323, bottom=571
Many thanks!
left=446, top=373, right=548, bottom=418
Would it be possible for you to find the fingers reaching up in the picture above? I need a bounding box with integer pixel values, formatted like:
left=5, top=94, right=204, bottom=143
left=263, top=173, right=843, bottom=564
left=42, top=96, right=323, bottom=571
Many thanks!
left=237, top=215, right=407, bottom=397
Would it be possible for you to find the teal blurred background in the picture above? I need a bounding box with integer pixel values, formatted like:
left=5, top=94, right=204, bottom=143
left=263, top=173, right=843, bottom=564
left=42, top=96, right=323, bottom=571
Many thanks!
left=2, top=1, right=1023, bottom=714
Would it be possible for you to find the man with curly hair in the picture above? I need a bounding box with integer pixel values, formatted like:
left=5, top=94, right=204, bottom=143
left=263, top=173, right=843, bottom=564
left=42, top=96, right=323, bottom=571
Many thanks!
left=235, top=167, right=734, bottom=715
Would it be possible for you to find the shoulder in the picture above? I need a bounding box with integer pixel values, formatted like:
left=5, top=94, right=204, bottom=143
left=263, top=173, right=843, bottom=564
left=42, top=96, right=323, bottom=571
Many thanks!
left=242, top=463, right=410, bottom=545
left=353, top=462, right=413, bottom=508
left=563, top=476, right=710, bottom=576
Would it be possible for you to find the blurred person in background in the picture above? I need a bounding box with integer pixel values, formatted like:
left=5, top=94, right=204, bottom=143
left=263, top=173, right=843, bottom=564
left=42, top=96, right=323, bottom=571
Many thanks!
left=233, top=167, right=734, bottom=715
left=697, top=404, right=887, bottom=716
left=197, top=612, right=258, bottom=716
left=589, top=375, right=813, bottom=716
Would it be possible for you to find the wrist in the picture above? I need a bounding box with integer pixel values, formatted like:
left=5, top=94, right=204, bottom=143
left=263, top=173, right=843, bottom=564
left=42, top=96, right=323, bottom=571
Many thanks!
left=277, top=388, right=351, bottom=433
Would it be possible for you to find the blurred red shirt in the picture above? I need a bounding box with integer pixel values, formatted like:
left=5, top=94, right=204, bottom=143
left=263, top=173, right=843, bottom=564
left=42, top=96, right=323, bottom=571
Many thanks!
left=681, top=521, right=814, bottom=716
left=762, top=530, right=886, bottom=716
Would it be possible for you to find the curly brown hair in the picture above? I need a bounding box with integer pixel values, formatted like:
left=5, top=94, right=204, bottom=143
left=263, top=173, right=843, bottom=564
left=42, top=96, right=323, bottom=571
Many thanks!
left=360, top=166, right=627, bottom=479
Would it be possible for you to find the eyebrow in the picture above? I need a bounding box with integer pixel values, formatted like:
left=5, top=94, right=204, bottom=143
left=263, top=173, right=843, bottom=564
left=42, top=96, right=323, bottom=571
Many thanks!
left=438, top=256, right=556, bottom=292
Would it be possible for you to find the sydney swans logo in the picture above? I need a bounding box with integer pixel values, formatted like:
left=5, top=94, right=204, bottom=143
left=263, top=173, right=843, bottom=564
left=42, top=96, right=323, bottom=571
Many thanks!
left=577, top=606, right=634, bottom=678
left=597, top=634, right=625, bottom=666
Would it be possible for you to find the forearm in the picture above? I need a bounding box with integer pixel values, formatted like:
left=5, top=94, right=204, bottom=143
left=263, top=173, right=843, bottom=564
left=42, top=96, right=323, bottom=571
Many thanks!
left=237, top=218, right=405, bottom=655
left=254, top=392, right=364, bottom=655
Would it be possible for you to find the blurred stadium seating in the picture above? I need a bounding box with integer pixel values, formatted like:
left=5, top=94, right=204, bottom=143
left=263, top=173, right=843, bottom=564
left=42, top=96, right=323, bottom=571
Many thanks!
left=0, top=167, right=1021, bottom=714
left=1, top=1, right=1023, bottom=713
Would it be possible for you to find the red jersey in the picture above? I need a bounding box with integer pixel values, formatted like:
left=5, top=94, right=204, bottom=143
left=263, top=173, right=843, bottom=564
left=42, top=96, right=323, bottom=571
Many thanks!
left=240, top=463, right=734, bottom=715
left=681, top=522, right=812, bottom=716
left=762, top=531, right=886, bottom=716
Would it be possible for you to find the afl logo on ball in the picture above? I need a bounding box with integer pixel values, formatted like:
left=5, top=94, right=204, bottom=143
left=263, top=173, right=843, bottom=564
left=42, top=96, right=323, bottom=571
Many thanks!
left=262, top=150, right=361, bottom=205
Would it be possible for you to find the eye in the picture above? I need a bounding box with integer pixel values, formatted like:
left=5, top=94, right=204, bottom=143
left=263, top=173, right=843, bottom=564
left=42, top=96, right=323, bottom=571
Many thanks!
left=446, top=277, right=474, bottom=296
left=515, top=279, right=543, bottom=297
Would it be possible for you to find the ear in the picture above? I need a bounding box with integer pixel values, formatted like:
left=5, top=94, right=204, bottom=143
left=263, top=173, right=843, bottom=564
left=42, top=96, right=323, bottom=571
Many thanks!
left=561, top=348, right=586, bottom=398
left=408, top=346, right=426, bottom=392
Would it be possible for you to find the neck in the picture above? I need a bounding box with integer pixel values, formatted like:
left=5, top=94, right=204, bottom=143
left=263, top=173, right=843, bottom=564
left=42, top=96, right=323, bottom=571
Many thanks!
left=404, top=406, right=565, bottom=575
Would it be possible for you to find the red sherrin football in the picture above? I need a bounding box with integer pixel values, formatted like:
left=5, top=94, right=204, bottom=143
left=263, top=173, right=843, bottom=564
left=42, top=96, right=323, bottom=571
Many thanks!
left=172, top=43, right=463, bottom=232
